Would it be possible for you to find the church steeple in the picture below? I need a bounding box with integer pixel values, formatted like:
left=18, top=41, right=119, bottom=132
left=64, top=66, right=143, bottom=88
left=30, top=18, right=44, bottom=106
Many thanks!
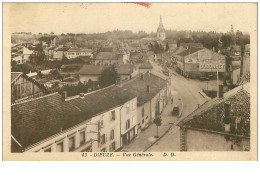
left=160, top=16, right=163, bottom=25
left=157, top=15, right=166, bottom=41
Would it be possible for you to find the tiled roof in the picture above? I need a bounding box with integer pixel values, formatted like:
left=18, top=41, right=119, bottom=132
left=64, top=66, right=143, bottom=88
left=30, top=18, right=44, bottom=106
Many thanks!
left=11, top=72, right=22, bottom=84
left=78, top=65, right=104, bottom=75
left=95, top=52, right=115, bottom=60
left=178, top=47, right=203, bottom=57
left=78, top=64, right=135, bottom=76
left=12, top=93, right=68, bottom=150
left=179, top=83, right=250, bottom=137
left=119, top=72, right=167, bottom=106
left=11, top=86, right=136, bottom=150
left=117, top=64, right=135, bottom=75
left=65, top=85, right=136, bottom=120
left=67, top=48, right=93, bottom=53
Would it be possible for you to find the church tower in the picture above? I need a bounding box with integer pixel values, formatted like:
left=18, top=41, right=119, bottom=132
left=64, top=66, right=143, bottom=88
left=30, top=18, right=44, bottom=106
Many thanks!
left=157, top=16, right=166, bottom=41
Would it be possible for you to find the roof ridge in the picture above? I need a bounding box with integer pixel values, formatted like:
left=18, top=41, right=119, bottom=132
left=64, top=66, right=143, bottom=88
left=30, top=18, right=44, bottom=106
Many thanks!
left=11, top=92, right=59, bottom=106
left=65, top=84, right=116, bottom=101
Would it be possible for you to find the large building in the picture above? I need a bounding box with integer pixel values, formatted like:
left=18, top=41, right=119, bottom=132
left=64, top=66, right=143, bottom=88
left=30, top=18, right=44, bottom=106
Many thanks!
left=176, top=47, right=226, bottom=78
left=178, top=83, right=250, bottom=151
left=65, top=47, right=93, bottom=59
left=119, top=72, right=171, bottom=133
left=157, top=16, right=166, bottom=41
left=11, top=85, right=137, bottom=152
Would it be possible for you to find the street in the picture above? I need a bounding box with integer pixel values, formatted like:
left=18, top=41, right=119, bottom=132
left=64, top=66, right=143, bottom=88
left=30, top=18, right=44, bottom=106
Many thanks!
left=121, top=60, right=210, bottom=152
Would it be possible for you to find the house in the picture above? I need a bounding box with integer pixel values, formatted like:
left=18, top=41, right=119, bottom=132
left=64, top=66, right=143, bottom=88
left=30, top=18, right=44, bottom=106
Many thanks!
left=119, top=72, right=171, bottom=133
left=78, top=64, right=138, bottom=84
left=230, top=61, right=241, bottom=85
left=230, top=55, right=250, bottom=85
left=65, top=47, right=93, bottom=59
left=78, top=65, right=104, bottom=84
left=176, top=47, right=226, bottom=78
left=43, top=46, right=56, bottom=60
left=11, top=72, right=47, bottom=104
left=52, top=45, right=69, bottom=60
left=11, top=85, right=138, bottom=152
left=178, top=83, right=250, bottom=151
left=138, top=61, right=153, bottom=74
left=117, top=64, right=139, bottom=81
left=94, top=52, right=118, bottom=65
left=11, top=47, right=34, bottom=64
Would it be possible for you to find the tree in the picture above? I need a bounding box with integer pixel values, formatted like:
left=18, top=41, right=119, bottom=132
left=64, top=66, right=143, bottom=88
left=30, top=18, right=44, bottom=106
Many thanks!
left=149, top=41, right=164, bottom=54
left=11, top=60, right=17, bottom=69
left=154, top=116, right=162, bottom=138
left=99, top=65, right=119, bottom=88
left=16, top=63, right=32, bottom=74
left=37, top=71, right=43, bottom=78
left=221, top=34, right=233, bottom=48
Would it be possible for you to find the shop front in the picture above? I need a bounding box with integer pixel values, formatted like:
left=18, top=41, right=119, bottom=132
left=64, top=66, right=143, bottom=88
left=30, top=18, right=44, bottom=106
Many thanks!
left=121, top=126, right=136, bottom=146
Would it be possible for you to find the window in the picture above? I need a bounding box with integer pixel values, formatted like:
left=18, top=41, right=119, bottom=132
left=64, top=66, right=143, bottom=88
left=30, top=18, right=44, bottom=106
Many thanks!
left=69, top=137, right=75, bottom=152
left=56, top=142, right=64, bottom=152
left=100, top=120, right=104, bottom=129
left=111, top=110, right=115, bottom=120
left=100, top=134, right=106, bottom=145
left=142, top=119, right=144, bottom=124
left=80, top=131, right=86, bottom=146
left=44, top=147, right=51, bottom=152
left=110, top=129, right=114, bottom=140
left=110, top=142, right=116, bottom=152
left=126, top=104, right=130, bottom=114
left=126, top=119, right=130, bottom=130
left=231, top=144, right=234, bottom=150
left=101, top=148, right=106, bottom=152
left=142, top=108, right=145, bottom=117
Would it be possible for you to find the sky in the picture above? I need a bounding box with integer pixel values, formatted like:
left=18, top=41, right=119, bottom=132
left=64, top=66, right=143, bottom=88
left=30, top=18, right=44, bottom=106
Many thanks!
left=5, top=3, right=257, bottom=34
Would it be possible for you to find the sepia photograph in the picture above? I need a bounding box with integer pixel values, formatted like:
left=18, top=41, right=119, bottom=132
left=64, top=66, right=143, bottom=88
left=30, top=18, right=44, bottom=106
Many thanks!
left=2, top=2, right=257, bottom=161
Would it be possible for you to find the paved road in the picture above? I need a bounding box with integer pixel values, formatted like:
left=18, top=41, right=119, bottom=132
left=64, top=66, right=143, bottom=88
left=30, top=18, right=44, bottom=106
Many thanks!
left=121, top=61, right=209, bottom=152
left=146, top=61, right=209, bottom=151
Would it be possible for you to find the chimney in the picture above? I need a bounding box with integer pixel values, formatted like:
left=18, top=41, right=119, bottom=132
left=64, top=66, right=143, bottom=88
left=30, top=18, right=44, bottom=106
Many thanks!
left=219, top=84, right=224, bottom=98
left=62, top=91, right=67, bottom=101
left=147, top=85, right=150, bottom=93
left=60, top=127, right=63, bottom=132
left=80, top=93, right=85, bottom=99
left=224, top=101, right=231, bottom=132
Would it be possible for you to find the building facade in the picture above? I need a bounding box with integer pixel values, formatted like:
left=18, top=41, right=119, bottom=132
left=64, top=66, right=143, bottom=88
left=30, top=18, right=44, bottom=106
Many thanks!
left=119, top=72, right=171, bottom=133
left=176, top=47, right=226, bottom=78
left=65, top=48, right=93, bottom=59
left=11, top=85, right=137, bottom=152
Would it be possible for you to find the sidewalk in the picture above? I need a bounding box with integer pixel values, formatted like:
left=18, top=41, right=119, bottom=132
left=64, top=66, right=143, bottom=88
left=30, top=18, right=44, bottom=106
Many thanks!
left=121, top=88, right=182, bottom=152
